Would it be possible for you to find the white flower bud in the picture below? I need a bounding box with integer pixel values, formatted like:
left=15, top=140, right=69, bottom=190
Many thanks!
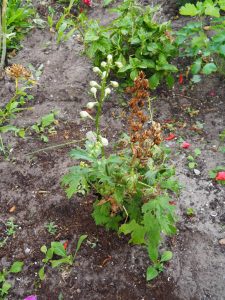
left=90, top=87, right=97, bottom=98
left=100, top=136, right=109, bottom=146
left=90, top=81, right=101, bottom=88
left=86, top=131, right=97, bottom=142
left=104, top=88, right=111, bottom=97
left=86, top=101, right=98, bottom=109
left=102, top=71, right=107, bottom=79
left=110, top=81, right=119, bottom=88
left=93, top=67, right=101, bottom=73
left=80, top=111, right=94, bottom=120
left=115, top=61, right=123, bottom=68
left=101, top=61, right=107, bottom=68
left=107, top=54, right=113, bottom=63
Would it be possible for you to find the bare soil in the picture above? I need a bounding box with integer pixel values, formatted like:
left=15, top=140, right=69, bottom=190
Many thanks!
left=0, top=1, right=225, bottom=299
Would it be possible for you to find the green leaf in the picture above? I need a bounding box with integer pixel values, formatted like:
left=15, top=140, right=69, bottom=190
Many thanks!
left=149, top=73, right=160, bottom=89
left=41, top=245, right=47, bottom=254
left=9, top=261, right=24, bottom=273
left=70, top=148, right=95, bottom=162
left=166, top=74, right=175, bottom=88
left=148, top=244, right=158, bottom=263
left=205, top=5, right=220, bottom=18
left=51, top=256, right=73, bottom=268
left=74, top=234, right=88, bottom=258
left=180, top=4, right=199, bottom=16
left=146, top=266, right=158, bottom=281
left=194, top=148, right=201, bottom=157
left=161, top=250, right=173, bottom=262
left=191, top=59, right=202, bottom=75
left=2, top=281, right=12, bottom=293
left=202, top=63, right=217, bottom=75
left=188, top=162, right=196, bottom=169
left=51, top=242, right=67, bottom=257
left=41, top=113, right=55, bottom=128
left=191, top=75, right=201, bottom=83
left=103, top=0, right=114, bottom=7
left=38, top=266, right=45, bottom=280
left=119, top=220, right=146, bottom=245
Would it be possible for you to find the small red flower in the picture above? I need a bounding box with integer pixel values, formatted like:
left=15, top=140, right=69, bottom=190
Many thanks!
left=181, top=141, right=190, bottom=149
left=165, top=133, right=176, bottom=141
left=83, top=0, right=91, bottom=6
left=169, top=201, right=176, bottom=206
left=215, top=171, right=225, bottom=181
left=63, top=241, right=69, bottom=250
left=179, top=74, right=183, bottom=85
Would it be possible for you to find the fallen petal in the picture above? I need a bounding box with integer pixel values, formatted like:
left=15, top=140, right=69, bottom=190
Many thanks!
left=181, top=141, right=190, bottom=149
left=24, top=296, right=37, bottom=300
left=215, top=171, right=225, bottom=181
left=165, top=133, right=176, bottom=141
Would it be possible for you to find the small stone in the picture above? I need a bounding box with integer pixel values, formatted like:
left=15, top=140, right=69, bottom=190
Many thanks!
left=210, top=211, right=217, bottom=217
left=25, top=248, right=31, bottom=254
left=194, top=169, right=200, bottom=176
left=219, top=239, right=225, bottom=245
left=77, top=289, right=81, bottom=293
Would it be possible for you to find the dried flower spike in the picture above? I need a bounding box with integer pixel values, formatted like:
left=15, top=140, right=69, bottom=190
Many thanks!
left=5, top=64, right=31, bottom=80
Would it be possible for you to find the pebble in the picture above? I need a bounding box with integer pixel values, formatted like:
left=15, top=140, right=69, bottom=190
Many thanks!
left=219, top=239, right=225, bottom=245
left=194, top=169, right=201, bottom=176
left=77, top=289, right=81, bottom=293
left=25, top=247, right=31, bottom=254
left=210, top=211, right=217, bottom=217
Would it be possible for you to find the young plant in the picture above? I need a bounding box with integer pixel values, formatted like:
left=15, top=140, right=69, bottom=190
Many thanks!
left=39, top=235, right=87, bottom=280
left=45, top=222, right=58, bottom=235
left=186, top=207, right=196, bottom=217
left=31, top=112, right=58, bottom=142
left=176, top=0, right=225, bottom=81
left=62, top=58, right=179, bottom=281
left=0, top=261, right=24, bottom=299
left=0, top=64, right=35, bottom=156
left=0, top=217, right=18, bottom=248
left=83, top=0, right=177, bottom=88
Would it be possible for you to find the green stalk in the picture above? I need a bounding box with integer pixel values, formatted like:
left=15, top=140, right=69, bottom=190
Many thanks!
left=0, top=0, right=7, bottom=74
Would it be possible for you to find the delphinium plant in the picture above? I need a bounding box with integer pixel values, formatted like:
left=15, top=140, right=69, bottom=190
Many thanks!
left=62, top=55, right=179, bottom=281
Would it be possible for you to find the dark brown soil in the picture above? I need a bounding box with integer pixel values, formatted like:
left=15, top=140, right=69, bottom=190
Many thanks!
left=0, top=1, right=225, bottom=300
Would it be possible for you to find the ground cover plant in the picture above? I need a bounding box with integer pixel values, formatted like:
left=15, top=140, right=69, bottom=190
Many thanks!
left=0, top=0, right=225, bottom=299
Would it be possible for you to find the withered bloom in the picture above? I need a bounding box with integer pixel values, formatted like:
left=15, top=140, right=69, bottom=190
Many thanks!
left=5, top=64, right=31, bottom=80
left=127, top=71, right=162, bottom=163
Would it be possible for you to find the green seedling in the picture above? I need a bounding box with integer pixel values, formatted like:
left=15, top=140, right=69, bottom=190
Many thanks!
left=32, top=112, right=58, bottom=142
left=39, top=235, right=87, bottom=280
left=0, top=261, right=24, bottom=299
left=147, top=251, right=173, bottom=281
left=186, top=207, right=196, bottom=217
left=0, top=218, right=18, bottom=248
left=187, top=148, right=201, bottom=169
left=45, top=222, right=58, bottom=235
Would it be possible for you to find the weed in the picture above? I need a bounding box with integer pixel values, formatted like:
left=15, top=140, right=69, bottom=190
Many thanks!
left=45, top=222, right=58, bottom=235
left=31, top=112, right=58, bottom=142
left=0, top=218, right=18, bottom=248
left=0, top=261, right=24, bottom=299
left=39, top=235, right=87, bottom=280
left=186, top=207, right=195, bottom=217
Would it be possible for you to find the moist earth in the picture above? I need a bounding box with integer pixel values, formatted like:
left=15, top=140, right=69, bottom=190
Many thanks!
left=0, top=1, right=225, bottom=299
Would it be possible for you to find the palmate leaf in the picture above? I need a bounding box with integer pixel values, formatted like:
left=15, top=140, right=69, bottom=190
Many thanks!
left=69, top=148, right=95, bottom=162
left=179, top=3, right=199, bottom=16
left=61, top=166, right=89, bottom=199
left=119, top=220, right=146, bottom=245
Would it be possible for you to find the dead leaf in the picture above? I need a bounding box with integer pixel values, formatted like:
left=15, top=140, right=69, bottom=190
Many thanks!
left=9, top=205, right=16, bottom=213
left=101, top=255, right=112, bottom=267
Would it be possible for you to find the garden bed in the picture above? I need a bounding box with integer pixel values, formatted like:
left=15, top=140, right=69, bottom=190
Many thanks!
left=0, top=0, right=225, bottom=299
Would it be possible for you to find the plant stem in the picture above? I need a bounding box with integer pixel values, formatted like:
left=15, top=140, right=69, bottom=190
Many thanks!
left=0, top=0, right=8, bottom=74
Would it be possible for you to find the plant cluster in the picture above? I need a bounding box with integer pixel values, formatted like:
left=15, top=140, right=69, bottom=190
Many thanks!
left=0, top=261, right=23, bottom=299
left=0, top=64, right=35, bottom=156
left=39, top=235, right=87, bottom=280
left=176, top=0, right=225, bottom=82
left=83, top=0, right=178, bottom=88
left=62, top=56, right=180, bottom=280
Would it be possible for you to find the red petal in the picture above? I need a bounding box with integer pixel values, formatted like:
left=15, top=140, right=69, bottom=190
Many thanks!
left=179, top=74, right=183, bottom=85
left=165, top=133, right=176, bottom=140
left=215, top=171, right=225, bottom=181
left=63, top=241, right=69, bottom=250
left=169, top=201, right=176, bottom=206
left=181, top=141, right=190, bottom=149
